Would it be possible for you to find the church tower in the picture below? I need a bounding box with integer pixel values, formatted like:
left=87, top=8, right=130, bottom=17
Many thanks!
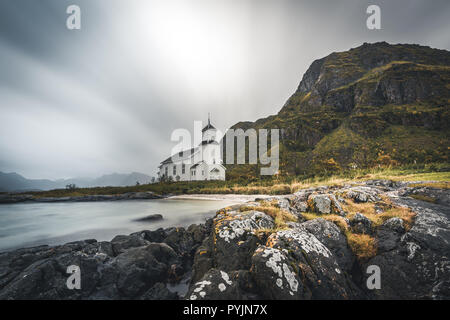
left=202, top=113, right=216, bottom=142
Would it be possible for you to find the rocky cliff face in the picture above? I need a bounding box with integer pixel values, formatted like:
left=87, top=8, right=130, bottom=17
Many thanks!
left=0, top=180, right=448, bottom=300
left=225, top=42, right=450, bottom=178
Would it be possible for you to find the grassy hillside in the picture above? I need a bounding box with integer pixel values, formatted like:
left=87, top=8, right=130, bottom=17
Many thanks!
left=224, top=42, right=450, bottom=179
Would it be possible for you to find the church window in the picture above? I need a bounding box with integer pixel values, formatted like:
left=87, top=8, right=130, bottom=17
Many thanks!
left=182, top=164, right=185, bottom=174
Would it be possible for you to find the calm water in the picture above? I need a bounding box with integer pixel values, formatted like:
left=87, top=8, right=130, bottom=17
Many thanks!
left=0, top=199, right=236, bottom=252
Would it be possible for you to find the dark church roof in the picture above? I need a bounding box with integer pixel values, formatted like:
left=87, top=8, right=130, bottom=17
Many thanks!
left=202, top=115, right=216, bottom=132
left=202, top=122, right=216, bottom=132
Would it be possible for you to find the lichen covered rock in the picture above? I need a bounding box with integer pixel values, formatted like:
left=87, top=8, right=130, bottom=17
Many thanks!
left=187, top=269, right=240, bottom=300
left=212, top=210, right=275, bottom=271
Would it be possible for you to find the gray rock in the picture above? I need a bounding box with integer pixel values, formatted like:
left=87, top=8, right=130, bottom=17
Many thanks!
left=251, top=245, right=307, bottom=300
left=187, top=269, right=241, bottom=300
left=307, top=193, right=346, bottom=216
left=308, top=194, right=331, bottom=214
left=383, top=217, right=405, bottom=233
left=365, top=191, right=450, bottom=299
left=251, top=228, right=361, bottom=299
left=211, top=210, right=274, bottom=271
left=345, top=186, right=380, bottom=203
left=111, top=234, right=150, bottom=255
left=350, top=213, right=373, bottom=235
left=299, top=218, right=354, bottom=272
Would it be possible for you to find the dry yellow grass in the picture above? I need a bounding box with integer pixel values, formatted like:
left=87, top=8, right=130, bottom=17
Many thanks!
left=410, top=194, right=437, bottom=203
left=302, top=213, right=349, bottom=232
left=304, top=196, right=416, bottom=260
left=409, top=182, right=450, bottom=189
left=345, top=232, right=377, bottom=260
left=240, top=204, right=297, bottom=229
left=341, top=197, right=416, bottom=229
left=341, top=199, right=376, bottom=217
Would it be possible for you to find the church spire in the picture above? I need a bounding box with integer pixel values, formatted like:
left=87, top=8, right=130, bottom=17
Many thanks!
left=208, top=112, right=211, bottom=126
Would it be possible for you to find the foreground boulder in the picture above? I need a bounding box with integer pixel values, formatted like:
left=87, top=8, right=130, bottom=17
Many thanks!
left=364, top=196, right=450, bottom=299
left=210, top=210, right=275, bottom=271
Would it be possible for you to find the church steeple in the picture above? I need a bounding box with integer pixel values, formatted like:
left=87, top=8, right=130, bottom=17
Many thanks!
left=201, top=113, right=217, bottom=143
left=202, top=113, right=216, bottom=133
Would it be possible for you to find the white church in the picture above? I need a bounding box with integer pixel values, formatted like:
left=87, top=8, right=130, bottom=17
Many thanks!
left=157, top=117, right=226, bottom=181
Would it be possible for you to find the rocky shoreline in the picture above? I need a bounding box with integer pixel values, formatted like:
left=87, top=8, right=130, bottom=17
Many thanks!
left=0, top=179, right=448, bottom=300
left=0, top=191, right=163, bottom=204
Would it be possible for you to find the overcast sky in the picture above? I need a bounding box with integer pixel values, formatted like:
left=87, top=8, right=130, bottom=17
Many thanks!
left=0, top=0, right=449, bottom=179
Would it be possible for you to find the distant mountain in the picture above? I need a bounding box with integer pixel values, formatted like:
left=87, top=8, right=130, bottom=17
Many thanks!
left=0, top=172, right=154, bottom=192
left=225, top=42, right=450, bottom=178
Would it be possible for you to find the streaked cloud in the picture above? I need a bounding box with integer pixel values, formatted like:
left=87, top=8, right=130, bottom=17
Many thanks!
left=0, top=0, right=449, bottom=179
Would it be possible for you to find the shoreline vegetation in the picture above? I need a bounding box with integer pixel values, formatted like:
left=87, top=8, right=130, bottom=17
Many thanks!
left=0, top=165, right=448, bottom=203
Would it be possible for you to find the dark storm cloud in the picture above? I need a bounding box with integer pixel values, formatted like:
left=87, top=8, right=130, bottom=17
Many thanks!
left=0, top=0, right=449, bottom=179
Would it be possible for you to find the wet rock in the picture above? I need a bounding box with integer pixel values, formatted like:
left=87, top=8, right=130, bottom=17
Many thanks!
left=131, top=228, right=166, bottom=243
left=0, top=194, right=34, bottom=204
left=111, top=243, right=180, bottom=298
left=110, top=234, right=150, bottom=256
left=133, top=214, right=163, bottom=222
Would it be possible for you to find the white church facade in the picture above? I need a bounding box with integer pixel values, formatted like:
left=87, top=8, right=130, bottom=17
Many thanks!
left=157, top=117, right=226, bottom=181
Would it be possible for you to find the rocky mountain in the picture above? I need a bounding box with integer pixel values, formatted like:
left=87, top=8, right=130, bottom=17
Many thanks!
left=225, top=42, right=450, bottom=178
left=0, top=171, right=154, bottom=192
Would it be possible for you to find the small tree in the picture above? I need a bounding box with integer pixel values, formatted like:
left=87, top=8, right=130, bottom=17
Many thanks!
left=323, top=158, right=341, bottom=173
left=65, top=184, right=77, bottom=190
